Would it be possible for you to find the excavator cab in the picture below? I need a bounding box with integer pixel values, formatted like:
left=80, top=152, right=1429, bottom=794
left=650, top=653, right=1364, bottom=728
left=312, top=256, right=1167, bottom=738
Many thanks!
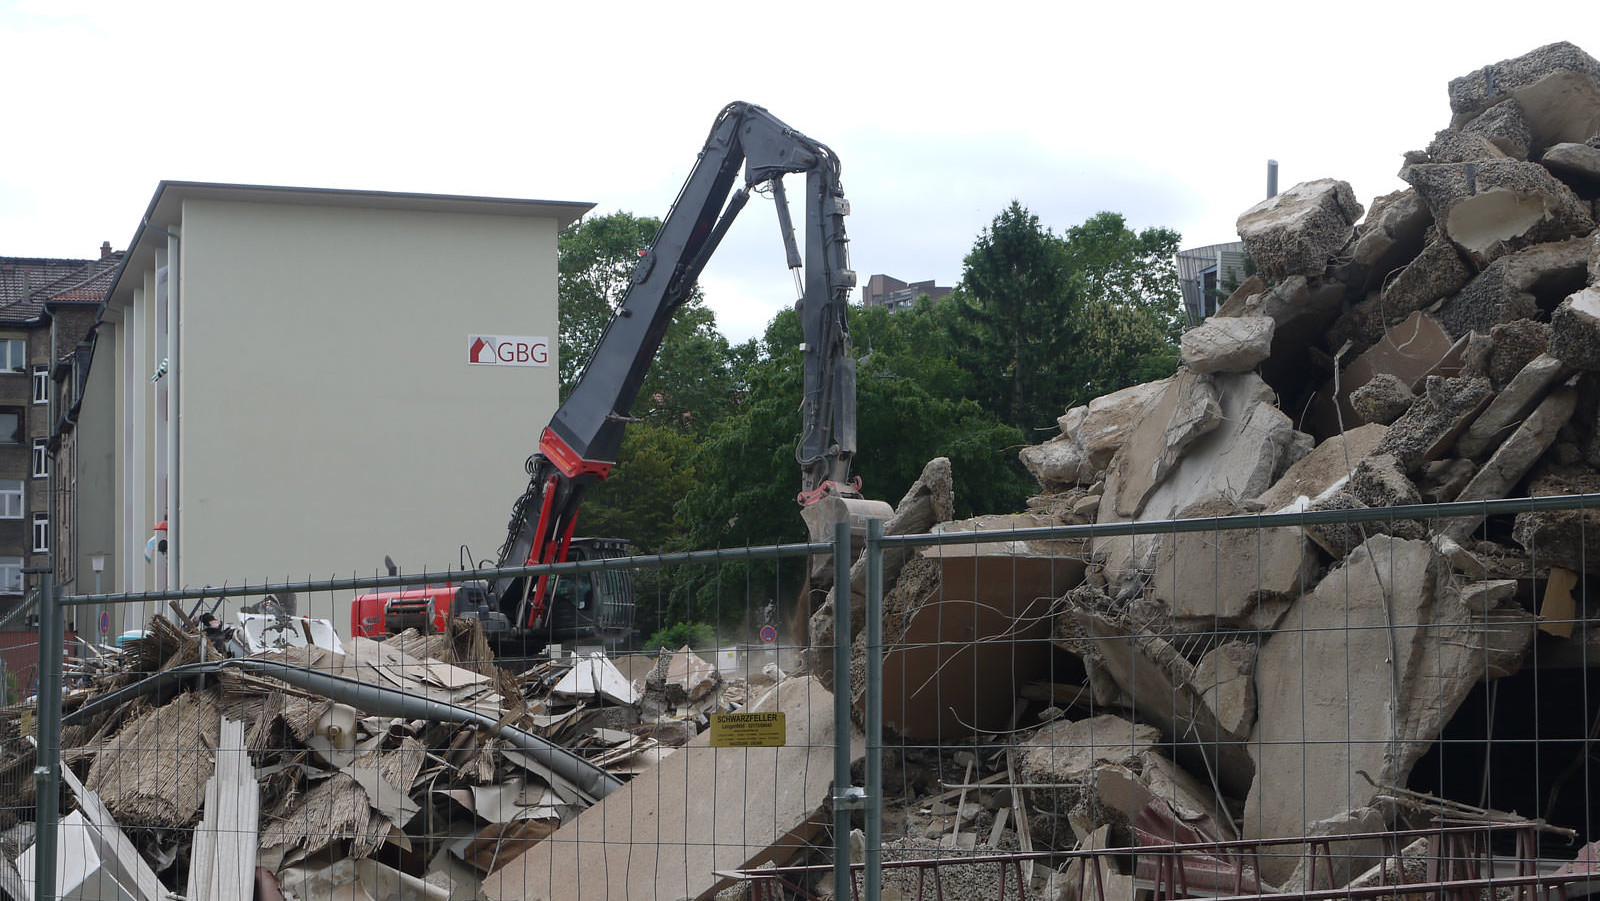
left=516, top=537, right=635, bottom=651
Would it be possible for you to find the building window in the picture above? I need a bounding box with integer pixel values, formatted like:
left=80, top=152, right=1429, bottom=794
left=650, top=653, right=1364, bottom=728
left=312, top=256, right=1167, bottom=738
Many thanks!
left=0, top=411, right=18, bottom=445
left=32, top=366, right=47, bottom=404
left=32, top=439, right=48, bottom=478
left=0, top=557, right=19, bottom=594
left=0, top=480, right=20, bottom=519
left=32, top=512, right=48, bottom=553
left=0, top=339, right=24, bottom=374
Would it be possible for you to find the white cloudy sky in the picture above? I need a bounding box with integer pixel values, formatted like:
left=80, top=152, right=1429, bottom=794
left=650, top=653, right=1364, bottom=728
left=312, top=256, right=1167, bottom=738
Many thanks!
left=0, top=1, right=1589, bottom=342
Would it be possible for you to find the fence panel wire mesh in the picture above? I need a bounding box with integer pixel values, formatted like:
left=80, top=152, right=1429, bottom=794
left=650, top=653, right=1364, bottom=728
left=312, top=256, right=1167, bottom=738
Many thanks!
left=5, top=494, right=1600, bottom=901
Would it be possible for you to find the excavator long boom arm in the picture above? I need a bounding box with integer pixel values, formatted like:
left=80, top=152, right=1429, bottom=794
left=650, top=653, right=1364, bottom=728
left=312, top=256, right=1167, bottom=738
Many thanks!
left=493, top=102, right=859, bottom=630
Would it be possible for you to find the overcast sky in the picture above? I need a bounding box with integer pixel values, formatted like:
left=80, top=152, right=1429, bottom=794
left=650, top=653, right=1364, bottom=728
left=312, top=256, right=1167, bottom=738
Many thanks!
left=1, top=1, right=1590, bottom=342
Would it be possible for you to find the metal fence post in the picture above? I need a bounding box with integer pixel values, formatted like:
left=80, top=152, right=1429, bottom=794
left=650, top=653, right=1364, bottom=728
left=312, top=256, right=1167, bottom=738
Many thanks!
left=832, top=519, right=855, bottom=901
left=864, top=517, right=884, bottom=901
left=32, top=569, right=61, bottom=900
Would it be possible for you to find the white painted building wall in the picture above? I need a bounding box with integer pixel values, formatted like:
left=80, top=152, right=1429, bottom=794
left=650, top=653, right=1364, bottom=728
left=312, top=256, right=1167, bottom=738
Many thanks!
left=89, top=183, right=589, bottom=628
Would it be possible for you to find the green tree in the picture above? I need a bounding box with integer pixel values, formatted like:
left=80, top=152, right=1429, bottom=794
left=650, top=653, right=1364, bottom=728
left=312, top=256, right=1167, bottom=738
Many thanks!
left=951, top=203, right=1182, bottom=433
left=558, top=211, right=656, bottom=392
left=1060, top=212, right=1184, bottom=400
left=671, top=305, right=1031, bottom=629
left=579, top=423, right=699, bottom=554
left=557, top=211, right=738, bottom=431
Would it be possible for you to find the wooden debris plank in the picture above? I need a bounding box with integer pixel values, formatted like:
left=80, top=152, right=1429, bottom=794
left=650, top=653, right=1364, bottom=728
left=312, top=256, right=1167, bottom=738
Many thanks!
left=1006, top=748, right=1034, bottom=884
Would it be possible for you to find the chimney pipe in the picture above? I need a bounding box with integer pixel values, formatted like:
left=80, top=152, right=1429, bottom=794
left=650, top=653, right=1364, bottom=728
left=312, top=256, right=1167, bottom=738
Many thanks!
left=1267, top=160, right=1279, bottom=198
left=100, top=241, right=112, bottom=260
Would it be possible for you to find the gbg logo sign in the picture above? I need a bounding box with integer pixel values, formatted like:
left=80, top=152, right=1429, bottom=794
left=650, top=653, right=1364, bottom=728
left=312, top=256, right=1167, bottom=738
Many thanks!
left=468, top=335, right=550, bottom=367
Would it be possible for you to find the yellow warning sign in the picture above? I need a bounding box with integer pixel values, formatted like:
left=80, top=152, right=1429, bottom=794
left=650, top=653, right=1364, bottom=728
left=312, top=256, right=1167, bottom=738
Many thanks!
left=709, top=712, right=787, bottom=748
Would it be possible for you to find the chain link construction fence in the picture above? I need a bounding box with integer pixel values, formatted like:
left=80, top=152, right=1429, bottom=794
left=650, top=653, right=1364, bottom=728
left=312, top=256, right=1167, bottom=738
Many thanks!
left=6, top=493, right=1600, bottom=900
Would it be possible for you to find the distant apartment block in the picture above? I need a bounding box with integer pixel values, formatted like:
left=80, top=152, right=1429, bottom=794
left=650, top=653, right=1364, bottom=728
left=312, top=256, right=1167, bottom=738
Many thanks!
left=0, top=245, right=121, bottom=698
left=861, top=274, right=951, bottom=313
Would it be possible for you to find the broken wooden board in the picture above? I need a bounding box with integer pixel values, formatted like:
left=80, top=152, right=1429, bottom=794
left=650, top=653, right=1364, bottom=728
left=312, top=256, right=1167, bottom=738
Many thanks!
left=187, top=717, right=260, bottom=901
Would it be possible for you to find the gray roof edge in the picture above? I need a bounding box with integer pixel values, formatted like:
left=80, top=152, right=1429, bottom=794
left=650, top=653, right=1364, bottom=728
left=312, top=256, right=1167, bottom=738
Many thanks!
left=151, top=180, right=594, bottom=222
left=103, top=180, right=596, bottom=307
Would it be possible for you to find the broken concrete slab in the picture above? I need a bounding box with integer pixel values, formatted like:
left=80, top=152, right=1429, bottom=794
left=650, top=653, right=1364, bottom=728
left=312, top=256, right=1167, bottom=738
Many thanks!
left=1299, top=487, right=1428, bottom=560
left=1255, top=423, right=1389, bottom=513
left=1193, top=641, right=1258, bottom=738
left=1348, top=373, right=1415, bottom=426
left=1372, top=375, right=1494, bottom=471
left=877, top=541, right=1081, bottom=740
left=1150, top=496, right=1312, bottom=632
left=1424, top=127, right=1514, bottom=166
left=1065, top=610, right=1254, bottom=799
left=1449, top=42, right=1600, bottom=151
left=1217, top=275, right=1347, bottom=406
left=1335, top=189, right=1433, bottom=297
left=1278, top=807, right=1390, bottom=893
left=1542, top=141, right=1600, bottom=191
left=1404, top=159, right=1596, bottom=267
left=1512, top=464, right=1600, bottom=575
left=1550, top=286, right=1600, bottom=370
left=1490, top=319, right=1553, bottom=387
left=1020, top=716, right=1236, bottom=859
left=483, top=676, right=861, bottom=901
left=1458, top=353, right=1572, bottom=459
left=1330, top=231, right=1473, bottom=354
left=1348, top=452, right=1423, bottom=508
left=1100, top=369, right=1222, bottom=519
left=1020, top=381, right=1163, bottom=488
left=1179, top=315, right=1275, bottom=374
left=809, top=456, right=954, bottom=681
left=1236, top=179, right=1364, bottom=281
left=1307, top=311, right=1457, bottom=438
left=1452, top=98, right=1534, bottom=160
left=1093, top=753, right=1236, bottom=843
left=1444, top=385, right=1578, bottom=541
left=1099, top=376, right=1301, bottom=592
left=1244, top=536, right=1535, bottom=881
left=1435, top=236, right=1594, bottom=341
left=1419, top=457, right=1477, bottom=503
left=1451, top=577, right=1521, bottom=614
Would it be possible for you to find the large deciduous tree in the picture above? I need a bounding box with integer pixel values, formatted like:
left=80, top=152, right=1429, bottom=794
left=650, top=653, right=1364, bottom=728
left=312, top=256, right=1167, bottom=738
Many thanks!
left=557, top=211, right=738, bottom=431
left=672, top=305, right=1031, bottom=628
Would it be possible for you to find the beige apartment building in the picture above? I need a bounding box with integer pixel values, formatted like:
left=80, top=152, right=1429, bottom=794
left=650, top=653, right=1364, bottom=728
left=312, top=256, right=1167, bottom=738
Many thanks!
left=85, top=182, right=590, bottom=631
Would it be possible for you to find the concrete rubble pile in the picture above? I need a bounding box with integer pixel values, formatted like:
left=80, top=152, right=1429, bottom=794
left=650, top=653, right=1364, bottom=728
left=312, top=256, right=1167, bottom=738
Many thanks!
left=797, top=40, right=1600, bottom=899
left=0, top=611, right=764, bottom=900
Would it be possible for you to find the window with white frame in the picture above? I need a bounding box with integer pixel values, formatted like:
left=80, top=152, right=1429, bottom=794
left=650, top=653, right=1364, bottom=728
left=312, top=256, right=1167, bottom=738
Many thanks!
left=0, top=480, right=20, bottom=519
left=32, top=366, right=47, bottom=404
left=0, top=557, right=19, bottom=594
left=32, top=512, right=48, bottom=553
left=0, top=339, right=24, bottom=373
left=32, top=439, right=48, bottom=478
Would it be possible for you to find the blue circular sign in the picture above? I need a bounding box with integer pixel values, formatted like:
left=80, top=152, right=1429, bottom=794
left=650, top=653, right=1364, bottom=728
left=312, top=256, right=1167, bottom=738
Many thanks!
left=98, top=611, right=112, bottom=635
left=759, top=624, right=778, bottom=644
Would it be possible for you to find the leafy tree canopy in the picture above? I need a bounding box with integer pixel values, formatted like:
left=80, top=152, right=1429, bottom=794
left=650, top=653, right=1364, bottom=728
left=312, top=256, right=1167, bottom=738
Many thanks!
left=672, top=304, right=1032, bottom=627
left=557, top=211, right=737, bottom=431
left=951, top=203, right=1182, bottom=433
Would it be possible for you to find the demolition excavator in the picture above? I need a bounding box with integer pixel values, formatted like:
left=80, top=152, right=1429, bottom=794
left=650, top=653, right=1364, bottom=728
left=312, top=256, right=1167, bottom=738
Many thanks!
left=352, top=102, right=887, bottom=648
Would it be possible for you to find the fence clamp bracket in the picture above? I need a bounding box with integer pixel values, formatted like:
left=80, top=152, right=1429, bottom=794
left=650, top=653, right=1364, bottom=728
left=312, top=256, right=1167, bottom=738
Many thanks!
left=835, top=785, right=868, bottom=810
